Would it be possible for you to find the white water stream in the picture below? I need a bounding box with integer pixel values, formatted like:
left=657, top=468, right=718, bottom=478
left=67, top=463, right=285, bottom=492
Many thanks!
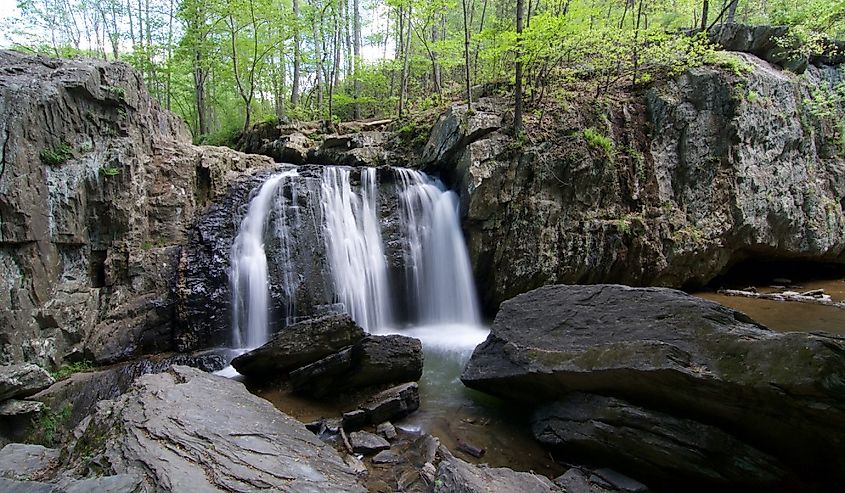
left=228, top=166, right=485, bottom=350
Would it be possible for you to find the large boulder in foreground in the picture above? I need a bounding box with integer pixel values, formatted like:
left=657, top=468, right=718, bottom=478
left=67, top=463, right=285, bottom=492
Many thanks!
left=433, top=447, right=558, bottom=493
left=290, top=335, right=423, bottom=397
left=462, top=284, right=845, bottom=482
left=231, top=314, right=366, bottom=378
left=66, top=366, right=365, bottom=492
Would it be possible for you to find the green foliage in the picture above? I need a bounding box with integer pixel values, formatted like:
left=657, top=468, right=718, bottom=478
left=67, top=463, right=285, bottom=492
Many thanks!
left=99, top=165, right=121, bottom=177
left=583, top=128, right=614, bottom=159
left=40, top=143, right=73, bottom=165
left=705, top=51, right=753, bottom=76
left=30, top=404, right=73, bottom=447
left=50, top=360, right=94, bottom=380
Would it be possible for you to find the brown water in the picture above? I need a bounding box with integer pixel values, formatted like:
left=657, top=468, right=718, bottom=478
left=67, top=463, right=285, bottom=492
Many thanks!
left=696, top=278, right=845, bottom=335
left=255, top=339, right=564, bottom=479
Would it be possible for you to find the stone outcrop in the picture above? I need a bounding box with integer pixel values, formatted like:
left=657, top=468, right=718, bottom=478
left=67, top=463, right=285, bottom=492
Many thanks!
left=290, top=335, right=423, bottom=397
left=461, top=284, right=845, bottom=487
left=62, top=366, right=365, bottom=492
left=0, top=50, right=275, bottom=367
left=532, top=393, right=787, bottom=486
left=231, top=314, right=366, bottom=377
left=423, top=53, right=845, bottom=312
left=0, top=364, right=54, bottom=401
left=433, top=447, right=559, bottom=493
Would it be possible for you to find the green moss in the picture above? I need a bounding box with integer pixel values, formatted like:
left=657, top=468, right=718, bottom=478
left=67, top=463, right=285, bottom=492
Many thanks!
left=40, top=143, right=74, bottom=165
left=29, top=403, right=73, bottom=447
left=99, top=166, right=121, bottom=177
left=583, top=127, right=614, bottom=160
left=50, top=360, right=94, bottom=381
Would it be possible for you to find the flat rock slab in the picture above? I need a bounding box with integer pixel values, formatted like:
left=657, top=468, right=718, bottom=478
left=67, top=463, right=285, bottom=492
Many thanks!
left=291, top=335, right=423, bottom=397
left=554, top=467, right=650, bottom=493
left=462, top=284, right=845, bottom=478
left=532, top=393, right=787, bottom=486
left=0, top=365, right=54, bottom=401
left=0, top=400, right=43, bottom=417
left=66, top=366, right=365, bottom=492
left=231, top=314, right=366, bottom=377
left=372, top=450, right=403, bottom=464
left=434, top=448, right=558, bottom=493
left=349, top=431, right=390, bottom=455
left=0, top=444, right=59, bottom=481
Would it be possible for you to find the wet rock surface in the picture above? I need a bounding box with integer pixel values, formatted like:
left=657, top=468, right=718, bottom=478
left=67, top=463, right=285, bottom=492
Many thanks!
left=341, top=383, right=421, bottom=429
left=433, top=447, right=559, bottom=493
left=231, top=314, right=366, bottom=377
left=463, top=284, right=845, bottom=487
left=290, top=335, right=423, bottom=397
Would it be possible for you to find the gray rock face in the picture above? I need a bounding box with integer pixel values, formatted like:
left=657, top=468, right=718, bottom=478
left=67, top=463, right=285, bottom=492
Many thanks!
left=706, top=24, right=807, bottom=72
left=0, top=365, right=54, bottom=401
left=0, top=444, right=59, bottom=481
left=554, top=468, right=650, bottom=493
left=462, top=284, right=845, bottom=484
left=424, top=55, right=845, bottom=312
left=433, top=448, right=559, bottom=493
left=290, top=335, right=423, bottom=397
left=66, top=366, right=365, bottom=492
left=0, top=50, right=274, bottom=367
left=231, top=314, right=366, bottom=377
left=532, top=393, right=787, bottom=486
left=0, top=400, right=43, bottom=417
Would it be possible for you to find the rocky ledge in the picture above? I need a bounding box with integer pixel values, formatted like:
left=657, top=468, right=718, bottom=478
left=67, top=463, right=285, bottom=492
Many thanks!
left=462, top=284, right=845, bottom=489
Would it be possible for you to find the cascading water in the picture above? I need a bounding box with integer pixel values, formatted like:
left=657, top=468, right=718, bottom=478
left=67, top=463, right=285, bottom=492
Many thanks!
left=230, top=169, right=299, bottom=349
left=228, top=165, right=483, bottom=349
left=320, top=167, right=393, bottom=331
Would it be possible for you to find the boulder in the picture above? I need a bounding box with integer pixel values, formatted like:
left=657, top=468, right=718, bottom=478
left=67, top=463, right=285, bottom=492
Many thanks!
left=462, top=284, right=845, bottom=481
left=65, top=366, right=365, bottom=492
left=231, top=314, right=366, bottom=378
left=532, top=393, right=787, bottom=487
left=0, top=400, right=43, bottom=417
left=342, top=382, right=421, bottom=429
left=554, top=467, right=650, bottom=493
left=0, top=444, right=59, bottom=481
left=290, top=335, right=423, bottom=398
left=420, top=102, right=502, bottom=166
left=433, top=448, right=558, bottom=493
left=0, top=365, right=54, bottom=401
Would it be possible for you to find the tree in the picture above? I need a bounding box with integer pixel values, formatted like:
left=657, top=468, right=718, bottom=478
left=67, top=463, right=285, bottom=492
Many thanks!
left=514, top=0, right=524, bottom=133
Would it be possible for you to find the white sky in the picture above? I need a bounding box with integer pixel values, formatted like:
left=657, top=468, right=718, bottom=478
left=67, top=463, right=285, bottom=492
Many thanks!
left=0, top=0, right=21, bottom=46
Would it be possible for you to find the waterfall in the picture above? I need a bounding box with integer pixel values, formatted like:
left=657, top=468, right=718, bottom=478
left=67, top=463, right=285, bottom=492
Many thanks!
left=396, top=169, right=481, bottom=326
left=229, top=165, right=481, bottom=349
left=230, top=169, right=299, bottom=348
left=320, top=167, right=393, bottom=331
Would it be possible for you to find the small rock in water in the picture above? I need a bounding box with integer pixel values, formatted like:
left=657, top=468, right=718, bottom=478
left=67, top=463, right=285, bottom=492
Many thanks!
left=772, top=277, right=792, bottom=285
left=741, top=286, right=758, bottom=293
left=348, top=431, right=390, bottom=455
left=371, top=450, right=403, bottom=464
left=376, top=422, right=397, bottom=441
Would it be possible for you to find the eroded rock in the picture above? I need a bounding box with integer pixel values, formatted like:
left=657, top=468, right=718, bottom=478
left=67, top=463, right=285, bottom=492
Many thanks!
left=65, top=366, right=365, bottom=492
left=433, top=447, right=559, bottom=493
left=0, top=365, right=54, bottom=401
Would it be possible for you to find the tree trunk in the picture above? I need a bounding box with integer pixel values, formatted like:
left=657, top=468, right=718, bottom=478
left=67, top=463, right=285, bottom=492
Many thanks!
left=291, top=0, right=302, bottom=109
left=313, top=4, right=324, bottom=117
left=514, top=0, right=524, bottom=133
left=398, top=5, right=412, bottom=117
left=461, top=0, right=472, bottom=110
left=727, top=0, right=738, bottom=23
left=353, top=0, right=362, bottom=119
left=701, top=0, right=709, bottom=31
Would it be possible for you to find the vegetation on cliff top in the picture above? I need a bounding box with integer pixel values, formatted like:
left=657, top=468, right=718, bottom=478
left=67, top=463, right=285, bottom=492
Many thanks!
left=3, top=0, right=843, bottom=143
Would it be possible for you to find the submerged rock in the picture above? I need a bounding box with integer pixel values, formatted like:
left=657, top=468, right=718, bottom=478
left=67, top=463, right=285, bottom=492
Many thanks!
left=0, top=365, right=54, bottom=401
left=462, top=284, right=845, bottom=483
left=66, top=366, right=365, bottom=492
left=348, top=431, right=390, bottom=455
left=290, top=335, right=423, bottom=398
left=231, top=314, right=366, bottom=378
left=532, top=393, right=787, bottom=486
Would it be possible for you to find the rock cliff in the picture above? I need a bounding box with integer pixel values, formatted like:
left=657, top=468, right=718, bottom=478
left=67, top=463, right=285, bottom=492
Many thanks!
left=423, top=53, right=845, bottom=311
left=0, top=50, right=274, bottom=366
